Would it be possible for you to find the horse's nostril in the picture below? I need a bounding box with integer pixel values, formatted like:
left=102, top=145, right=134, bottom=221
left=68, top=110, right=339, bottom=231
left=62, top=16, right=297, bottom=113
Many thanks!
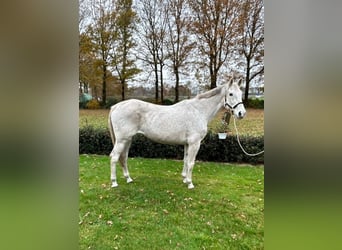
left=238, top=111, right=242, bottom=117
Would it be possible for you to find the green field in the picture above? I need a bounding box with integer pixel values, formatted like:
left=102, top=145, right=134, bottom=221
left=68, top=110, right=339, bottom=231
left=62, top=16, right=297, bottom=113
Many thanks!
left=79, top=155, right=264, bottom=249
left=79, top=108, right=264, bottom=137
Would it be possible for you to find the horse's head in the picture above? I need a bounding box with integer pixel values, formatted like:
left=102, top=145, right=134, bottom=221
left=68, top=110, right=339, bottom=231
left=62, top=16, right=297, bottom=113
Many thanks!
left=224, top=79, right=246, bottom=119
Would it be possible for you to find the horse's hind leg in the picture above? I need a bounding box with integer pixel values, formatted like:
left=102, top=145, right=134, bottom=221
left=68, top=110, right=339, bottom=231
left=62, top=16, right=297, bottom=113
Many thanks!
left=119, top=140, right=133, bottom=184
left=110, top=150, right=119, bottom=188
left=110, top=139, right=129, bottom=187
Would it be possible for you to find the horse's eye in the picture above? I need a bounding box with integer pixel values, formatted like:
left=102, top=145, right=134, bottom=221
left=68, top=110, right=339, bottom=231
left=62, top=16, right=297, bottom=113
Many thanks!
left=229, top=93, right=233, bottom=96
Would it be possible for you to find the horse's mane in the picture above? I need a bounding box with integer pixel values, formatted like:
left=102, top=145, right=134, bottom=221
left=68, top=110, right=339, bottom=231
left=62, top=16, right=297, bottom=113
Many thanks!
left=196, top=85, right=224, bottom=99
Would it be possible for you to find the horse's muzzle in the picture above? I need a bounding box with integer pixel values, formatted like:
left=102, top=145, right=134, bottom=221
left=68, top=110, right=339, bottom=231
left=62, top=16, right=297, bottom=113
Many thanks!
left=238, top=111, right=244, bottom=119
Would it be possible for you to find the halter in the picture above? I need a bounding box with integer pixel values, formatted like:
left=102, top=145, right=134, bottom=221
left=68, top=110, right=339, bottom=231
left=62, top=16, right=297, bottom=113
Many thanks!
left=224, top=96, right=264, bottom=156
left=224, top=95, right=244, bottom=111
left=224, top=101, right=244, bottom=110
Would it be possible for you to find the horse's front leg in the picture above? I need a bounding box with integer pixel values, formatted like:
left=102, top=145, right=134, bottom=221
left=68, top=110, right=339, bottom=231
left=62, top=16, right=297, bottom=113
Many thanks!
left=182, top=144, right=188, bottom=180
left=184, top=141, right=201, bottom=189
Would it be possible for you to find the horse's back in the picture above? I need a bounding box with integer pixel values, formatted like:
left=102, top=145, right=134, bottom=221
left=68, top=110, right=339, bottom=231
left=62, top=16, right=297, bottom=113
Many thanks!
left=110, top=99, right=172, bottom=130
left=110, top=99, right=161, bottom=119
left=109, top=98, right=207, bottom=145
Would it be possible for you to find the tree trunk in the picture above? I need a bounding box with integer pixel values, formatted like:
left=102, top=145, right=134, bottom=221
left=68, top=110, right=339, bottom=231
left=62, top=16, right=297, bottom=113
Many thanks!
left=102, top=64, right=107, bottom=106
left=209, top=56, right=217, bottom=89
left=121, top=43, right=127, bottom=101
left=210, top=69, right=217, bottom=89
left=121, top=79, right=125, bottom=101
left=154, top=62, right=159, bottom=103
left=244, top=57, right=251, bottom=106
left=174, top=66, right=179, bottom=103
left=160, top=62, right=164, bottom=103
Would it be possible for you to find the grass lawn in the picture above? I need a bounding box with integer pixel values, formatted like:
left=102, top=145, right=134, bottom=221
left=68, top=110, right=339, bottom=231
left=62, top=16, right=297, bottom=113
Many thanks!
left=79, top=155, right=264, bottom=249
left=79, top=107, right=264, bottom=137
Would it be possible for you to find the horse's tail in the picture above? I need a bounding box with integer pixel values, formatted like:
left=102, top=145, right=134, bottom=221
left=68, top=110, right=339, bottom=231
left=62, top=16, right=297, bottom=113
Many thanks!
left=108, top=106, right=116, bottom=147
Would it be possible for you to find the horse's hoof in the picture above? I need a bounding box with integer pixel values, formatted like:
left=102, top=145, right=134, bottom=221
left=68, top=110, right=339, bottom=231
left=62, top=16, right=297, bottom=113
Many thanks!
left=188, top=183, right=195, bottom=189
left=126, top=177, right=133, bottom=183
left=183, top=178, right=188, bottom=184
left=111, top=182, right=118, bottom=188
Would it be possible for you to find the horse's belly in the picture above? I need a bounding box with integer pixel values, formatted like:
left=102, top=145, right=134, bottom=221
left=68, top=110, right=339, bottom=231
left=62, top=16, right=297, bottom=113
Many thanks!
left=140, top=129, right=187, bottom=145
left=138, top=108, right=206, bottom=145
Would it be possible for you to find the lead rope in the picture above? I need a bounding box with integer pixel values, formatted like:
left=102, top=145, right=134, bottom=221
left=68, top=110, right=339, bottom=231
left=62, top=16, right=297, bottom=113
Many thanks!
left=232, top=115, right=264, bottom=156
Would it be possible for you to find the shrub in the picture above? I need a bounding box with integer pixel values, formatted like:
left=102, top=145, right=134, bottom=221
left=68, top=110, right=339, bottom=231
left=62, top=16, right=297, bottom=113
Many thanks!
left=86, top=99, right=101, bottom=109
left=104, top=97, right=118, bottom=109
left=247, top=98, right=264, bottom=109
left=140, top=98, right=157, bottom=104
left=79, top=93, right=93, bottom=109
left=162, top=99, right=174, bottom=105
left=79, top=101, right=87, bottom=109
left=79, top=127, right=264, bottom=165
left=79, top=126, right=112, bottom=155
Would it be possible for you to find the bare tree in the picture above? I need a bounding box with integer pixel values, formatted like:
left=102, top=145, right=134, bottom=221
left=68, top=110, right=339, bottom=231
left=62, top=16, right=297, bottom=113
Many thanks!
left=239, top=0, right=264, bottom=104
left=136, top=0, right=167, bottom=103
left=112, top=0, right=140, bottom=100
left=189, top=0, right=240, bottom=89
left=157, top=10, right=167, bottom=103
left=85, top=0, right=117, bottom=106
left=79, top=0, right=91, bottom=32
left=165, top=0, right=195, bottom=102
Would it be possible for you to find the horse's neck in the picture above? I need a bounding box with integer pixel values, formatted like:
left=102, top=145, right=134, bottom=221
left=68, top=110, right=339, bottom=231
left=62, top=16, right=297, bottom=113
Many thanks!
left=191, top=87, right=225, bottom=122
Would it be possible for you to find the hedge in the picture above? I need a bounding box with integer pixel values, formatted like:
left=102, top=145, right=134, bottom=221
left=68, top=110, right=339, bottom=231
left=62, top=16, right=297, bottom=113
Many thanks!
left=79, top=126, right=264, bottom=165
left=247, top=98, right=264, bottom=109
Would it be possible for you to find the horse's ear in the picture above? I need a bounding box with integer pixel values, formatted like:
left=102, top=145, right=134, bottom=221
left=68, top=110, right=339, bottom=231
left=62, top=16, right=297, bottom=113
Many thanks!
left=228, top=78, right=233, bottom=87
left=238, top=79, right=243, bottom=87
